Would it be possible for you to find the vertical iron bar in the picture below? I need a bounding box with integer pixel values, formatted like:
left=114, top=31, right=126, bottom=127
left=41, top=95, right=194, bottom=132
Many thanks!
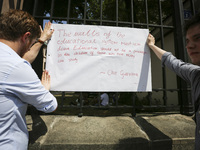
left=116, top=0, right=118, bottom=26
left=61, top=92, right=65, bottom=108
left=0, top=0, right=3, bottom=13
left=131, top=0, right=134, bottom=27
left=16, top=0, right=21, bottom=9
left=32, top=0, right=37, bottom=16
left=132, top=92, right=136, bottom=117
left=173, top=0, right=193, bottom=115
left=9, top=0, right=14, bottom=9
left=148, top=92, right=152, bottom=106
left=100, top=0, right=103, bottom=25
left=78, top=92, right=83, bottom=117
left=130, top=0, right=136, bottom=115
left=145, top=0, right=149, bottom=28
left=116, top=92, right=119, bottom=107
left=98, top=92, right=101, bottom=106
left=162, top=67, right=167, bottom=106
left=190, top=0, right=195, bottom=15
left=84, top=0, right=87, bottom=24
left=158, top=0, right=167, bottom=106
left=67, top=0, right=71, bottom=24
left=145, top=0, right=151, bottom=106
left=50, top=0, right=55, bottom=22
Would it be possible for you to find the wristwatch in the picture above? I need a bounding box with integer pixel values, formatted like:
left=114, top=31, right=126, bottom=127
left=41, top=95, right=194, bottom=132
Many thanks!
left=37, top=39, right=48, bottom=46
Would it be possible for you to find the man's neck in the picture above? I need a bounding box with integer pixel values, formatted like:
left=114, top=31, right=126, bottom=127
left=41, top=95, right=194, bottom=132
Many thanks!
left=0, top=39, right=21, bottom=56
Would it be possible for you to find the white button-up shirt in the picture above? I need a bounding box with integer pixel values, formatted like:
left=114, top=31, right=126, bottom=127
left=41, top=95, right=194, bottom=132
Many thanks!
left=0, top=42, right=57, bottom=150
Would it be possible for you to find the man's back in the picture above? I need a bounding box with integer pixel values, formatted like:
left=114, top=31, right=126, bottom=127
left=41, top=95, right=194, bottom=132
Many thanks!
left=0, top=42, right=57, bottom=149
left=0, top=42, right=30, bottom=149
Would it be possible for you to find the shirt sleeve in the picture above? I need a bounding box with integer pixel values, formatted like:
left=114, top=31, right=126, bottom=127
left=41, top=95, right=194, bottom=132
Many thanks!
left=161, top=52, right=200, bottom=83
left=3, top=60, right=57, bottom=113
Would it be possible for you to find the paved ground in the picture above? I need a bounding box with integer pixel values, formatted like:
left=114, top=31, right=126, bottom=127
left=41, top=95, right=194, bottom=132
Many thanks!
left=27, top=114, right=195, bottom=150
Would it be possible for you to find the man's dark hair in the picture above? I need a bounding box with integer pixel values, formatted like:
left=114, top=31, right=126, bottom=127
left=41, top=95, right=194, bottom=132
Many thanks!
left=185, top=13, right=200, bottom=33
left=0, top=9, right=41, bottom=41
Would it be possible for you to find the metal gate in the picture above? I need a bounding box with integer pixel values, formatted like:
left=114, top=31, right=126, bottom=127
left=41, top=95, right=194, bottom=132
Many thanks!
left=1, top=0, right=199, bottom=116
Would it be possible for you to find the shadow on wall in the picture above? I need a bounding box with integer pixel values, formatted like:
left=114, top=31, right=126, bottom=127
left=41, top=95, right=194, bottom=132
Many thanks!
left=114, top=117, right=172, bottom=150
left=114, top=137, right=149, bottom=150
left=28, top=107, right=47, bottom=146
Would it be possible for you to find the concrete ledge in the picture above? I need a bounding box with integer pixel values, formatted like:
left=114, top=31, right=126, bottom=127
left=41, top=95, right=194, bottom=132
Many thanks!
left=27, top=114, right=195, bottom=150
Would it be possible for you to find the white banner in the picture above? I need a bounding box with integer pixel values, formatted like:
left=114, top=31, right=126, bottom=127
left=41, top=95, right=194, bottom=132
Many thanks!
left=46, top=24, right=151, bottom=92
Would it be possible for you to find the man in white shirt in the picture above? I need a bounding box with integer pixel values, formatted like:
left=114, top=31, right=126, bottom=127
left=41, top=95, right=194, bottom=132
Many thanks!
left=0, top=9, right=57, bottom=150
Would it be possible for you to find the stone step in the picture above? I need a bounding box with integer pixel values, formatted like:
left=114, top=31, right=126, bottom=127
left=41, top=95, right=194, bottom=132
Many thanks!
left=27, top=114, right=195, bottom=150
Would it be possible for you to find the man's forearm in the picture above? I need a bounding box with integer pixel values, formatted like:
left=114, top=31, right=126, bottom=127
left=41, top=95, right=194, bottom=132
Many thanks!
left=149, top=44, right=166, bottom=60
left=23, top=42, right=43, bottom=63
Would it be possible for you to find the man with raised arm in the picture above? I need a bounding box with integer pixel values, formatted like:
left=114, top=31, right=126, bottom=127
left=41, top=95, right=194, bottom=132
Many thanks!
left=0, top=9, right=57, bottom=150
left=147, top=13, right=200, bottom=150
left=23, top=21, right=54, bottom=64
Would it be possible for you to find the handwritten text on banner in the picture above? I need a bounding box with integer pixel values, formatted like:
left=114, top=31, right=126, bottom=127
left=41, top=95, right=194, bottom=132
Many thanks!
left=46, top=24, right=151, bottom=92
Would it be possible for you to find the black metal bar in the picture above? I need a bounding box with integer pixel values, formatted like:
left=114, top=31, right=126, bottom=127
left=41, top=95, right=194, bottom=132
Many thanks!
left=131, top=0, right=134, bottom=27
left=9, top=0, right=14, bottom=9
left=16, top=0, right=21, bottom=9
left=190, top=0, right=195, bottom=15
left=84, top=0, right=87, bottom=24
left=158, top=0, right=167, bottom=106
left=116, top=0, right=118, bottom=26
left=145, top=0, right=149, bottom=28
left=59, top=103, right=180, bottom=111
left=98, top=92, right=101, bottom=106
left=61, top=92, right=65, bottom=108
left=0, top=0, right=3, bottom=13
left=50, top=0, right=55, bottom=22
left=67, top=0, right=71, bottom=23
left=32, top=0, right=37, bottom=16
left=115, top=92, right=119, bottom=107
left=153, top=88, right=180, bottom=92
left=145, top=0, right=152, bottom=107
left=173, top=0, right=193, bottom=115
left=148, top=92, right=152, bottom=106
left=132, top=92, right=136, bottom=117
left=100, top=0, right=103, bottom=25
left=78, top=92, right=83, bottom=117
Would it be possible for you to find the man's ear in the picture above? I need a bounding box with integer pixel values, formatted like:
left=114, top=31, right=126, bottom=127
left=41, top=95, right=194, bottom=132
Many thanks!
left=21, top=32, right=31, bottom=43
